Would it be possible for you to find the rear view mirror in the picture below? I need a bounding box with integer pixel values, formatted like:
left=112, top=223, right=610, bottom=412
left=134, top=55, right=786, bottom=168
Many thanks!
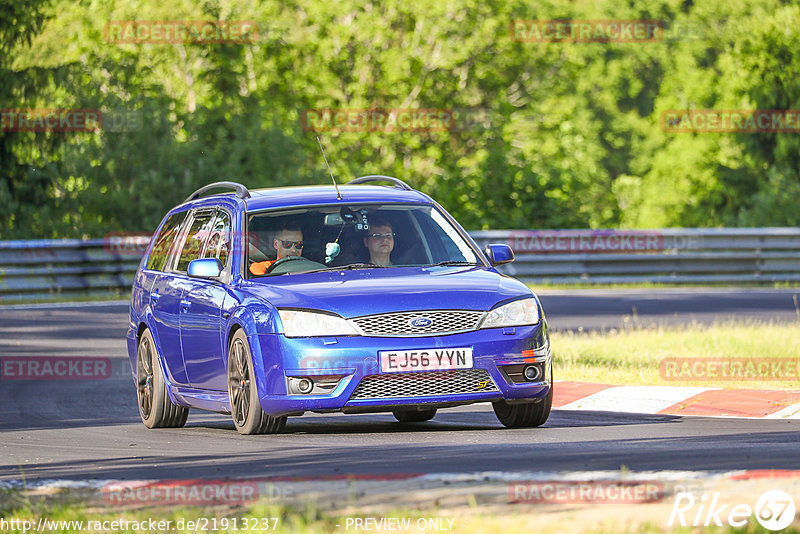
left=323, top=213, right=344, bottom=226
left=324, top=207, right=364, bottom=227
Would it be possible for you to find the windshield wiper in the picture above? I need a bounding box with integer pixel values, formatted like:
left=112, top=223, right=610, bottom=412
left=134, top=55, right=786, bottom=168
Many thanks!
left=425, top=261, right=479, bottom=267
left=336, top=263, right=387, bottom=270
left=300, top=263, right=387, bottom=274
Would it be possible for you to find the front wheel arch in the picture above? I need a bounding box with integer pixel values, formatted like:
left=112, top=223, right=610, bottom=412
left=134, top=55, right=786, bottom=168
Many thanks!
left=227, top=329, right=286, bottom=435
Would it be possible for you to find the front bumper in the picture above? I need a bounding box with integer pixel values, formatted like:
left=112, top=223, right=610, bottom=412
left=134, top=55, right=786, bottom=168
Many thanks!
left=253, top=322, right=552, bottom=417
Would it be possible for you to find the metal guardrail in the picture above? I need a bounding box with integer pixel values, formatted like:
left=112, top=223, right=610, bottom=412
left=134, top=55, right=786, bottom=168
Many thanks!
left=471, top=228, right=800, bottom=284
left=0, top=237, right=144, bottom=301
left=0, top=228, right=798, bottom=301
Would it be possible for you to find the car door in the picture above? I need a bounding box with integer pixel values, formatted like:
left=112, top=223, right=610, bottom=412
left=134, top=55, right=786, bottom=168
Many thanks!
left=147, top=211, right=190, bottom=386
left=150, top=273, right=190, bottom=386
left=178, top=209, right=231, bottom=391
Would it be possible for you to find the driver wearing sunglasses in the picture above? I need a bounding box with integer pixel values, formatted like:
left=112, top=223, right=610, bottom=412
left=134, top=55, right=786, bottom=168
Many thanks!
left=249, top=224, right=304, bottom=275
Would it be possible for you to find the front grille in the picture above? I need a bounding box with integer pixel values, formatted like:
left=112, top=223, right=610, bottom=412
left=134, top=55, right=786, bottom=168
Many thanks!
left=349, top=369, right=498, bottom=400
left=350, top=310, right=485, bottom=337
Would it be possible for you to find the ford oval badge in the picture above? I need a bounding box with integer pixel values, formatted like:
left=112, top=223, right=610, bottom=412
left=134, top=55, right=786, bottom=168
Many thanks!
left=409, top=317, right=433, bottom=328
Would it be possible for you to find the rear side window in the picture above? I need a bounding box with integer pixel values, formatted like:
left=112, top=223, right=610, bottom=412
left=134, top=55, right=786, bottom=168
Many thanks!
left=175, top=211, right=216, bottom=272
left=145, top=212, right=187, bottom=271
left=201, top=210, right=232, bottom=267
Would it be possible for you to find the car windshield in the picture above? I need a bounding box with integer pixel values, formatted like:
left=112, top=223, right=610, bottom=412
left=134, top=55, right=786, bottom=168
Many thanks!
left=246, top=203, right=481, bottom=276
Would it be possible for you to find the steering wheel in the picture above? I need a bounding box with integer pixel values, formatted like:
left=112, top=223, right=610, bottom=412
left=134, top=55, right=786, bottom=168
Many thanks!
left=265, top=255, right=308, bottom=274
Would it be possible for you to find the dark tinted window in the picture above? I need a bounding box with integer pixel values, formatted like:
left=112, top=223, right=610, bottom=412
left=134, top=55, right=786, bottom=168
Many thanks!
left=145, top=211, right=187, bottom=271
left=175, top=211, right=216, bottom=272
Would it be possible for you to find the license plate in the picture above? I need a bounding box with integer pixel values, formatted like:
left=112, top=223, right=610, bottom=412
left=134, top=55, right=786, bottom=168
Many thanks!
left=379, top=348, right=473, bottom=373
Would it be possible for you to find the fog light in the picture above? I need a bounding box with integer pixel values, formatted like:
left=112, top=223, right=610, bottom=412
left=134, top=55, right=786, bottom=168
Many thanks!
left=297, top=378, right=314, bottom=394
left=523, top=365, right=541, bottom=381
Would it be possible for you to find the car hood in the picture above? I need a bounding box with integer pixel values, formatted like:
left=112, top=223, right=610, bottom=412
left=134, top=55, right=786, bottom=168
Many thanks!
left=239, top=266, right=533, bottom=318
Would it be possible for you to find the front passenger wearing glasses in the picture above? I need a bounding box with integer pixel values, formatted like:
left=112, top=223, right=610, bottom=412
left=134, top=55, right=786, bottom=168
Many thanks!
left=364, top=218, right=395, bottom=267
left=249, top=224, right=303, bottom=275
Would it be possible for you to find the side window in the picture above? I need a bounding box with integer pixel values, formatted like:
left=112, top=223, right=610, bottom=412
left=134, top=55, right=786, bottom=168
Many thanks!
left=175, top=211, right=216, bottom=272
left=201, top=210, right=231, bottom=266
left=146, top=212, right=187, bottom=271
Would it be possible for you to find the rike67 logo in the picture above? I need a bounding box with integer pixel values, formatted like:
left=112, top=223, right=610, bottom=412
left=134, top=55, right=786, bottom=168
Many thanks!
left=669, top=490, right=796, bottom=531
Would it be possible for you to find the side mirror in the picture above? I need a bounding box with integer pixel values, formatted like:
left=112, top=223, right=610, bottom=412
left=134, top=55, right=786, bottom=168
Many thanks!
left=187, top=258, right=223, bottom=279
left=484, top=244, right=515, bottom=266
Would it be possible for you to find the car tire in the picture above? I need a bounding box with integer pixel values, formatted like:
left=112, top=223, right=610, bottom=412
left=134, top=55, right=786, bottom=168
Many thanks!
left=392, top=408, right=437, bottom=423
left=227, top=329, right=287, bottom=435
left=136, top=329, right=189, bottom=428
left=492, top=384, right=553, bottom=428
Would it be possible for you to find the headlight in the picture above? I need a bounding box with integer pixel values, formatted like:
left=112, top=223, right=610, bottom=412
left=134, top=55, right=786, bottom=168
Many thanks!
left=481, top=298, right=540, bottom=328
left=278, top=309, right=360, bottom=338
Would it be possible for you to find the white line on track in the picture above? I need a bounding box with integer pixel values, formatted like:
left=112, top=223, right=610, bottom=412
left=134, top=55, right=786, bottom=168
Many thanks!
left=557, top=386, right=713, bottom=414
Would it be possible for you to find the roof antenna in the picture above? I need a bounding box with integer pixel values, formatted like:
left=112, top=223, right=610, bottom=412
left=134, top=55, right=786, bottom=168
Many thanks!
left=317, top=136, right=342, bottom=200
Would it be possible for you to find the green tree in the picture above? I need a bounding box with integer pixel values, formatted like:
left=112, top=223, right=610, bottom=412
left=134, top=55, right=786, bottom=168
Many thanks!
left=3, top=0, right=800, bottom=237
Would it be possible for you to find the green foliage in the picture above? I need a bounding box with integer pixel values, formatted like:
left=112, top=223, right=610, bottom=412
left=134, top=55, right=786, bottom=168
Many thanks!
left=2, top=0, right=800, bottom=238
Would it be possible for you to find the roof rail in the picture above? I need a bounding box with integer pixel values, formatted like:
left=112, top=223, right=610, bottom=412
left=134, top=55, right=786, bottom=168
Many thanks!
left=184, top=181, right=251, bottom=203
left=347, top=175, right=413, bottom=191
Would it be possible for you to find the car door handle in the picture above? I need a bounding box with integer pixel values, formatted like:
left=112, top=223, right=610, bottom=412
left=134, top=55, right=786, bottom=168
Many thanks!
left=151, top=292, right=161, bottom=302
left=180, top=299, right=191, bottom=310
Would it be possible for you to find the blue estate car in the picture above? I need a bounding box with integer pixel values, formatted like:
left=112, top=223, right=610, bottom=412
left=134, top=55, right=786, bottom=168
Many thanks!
left=127, top=177, right=552, bottom=434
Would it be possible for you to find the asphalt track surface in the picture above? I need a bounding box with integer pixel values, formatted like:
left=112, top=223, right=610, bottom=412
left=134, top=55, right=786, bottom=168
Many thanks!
left=1, top=289, right=798, bottom=484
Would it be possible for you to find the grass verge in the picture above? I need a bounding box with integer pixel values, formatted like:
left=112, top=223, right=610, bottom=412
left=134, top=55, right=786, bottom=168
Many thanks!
left=551, top=320, right=800, bottom=389
left=3, top=487, right=799, bottom=534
